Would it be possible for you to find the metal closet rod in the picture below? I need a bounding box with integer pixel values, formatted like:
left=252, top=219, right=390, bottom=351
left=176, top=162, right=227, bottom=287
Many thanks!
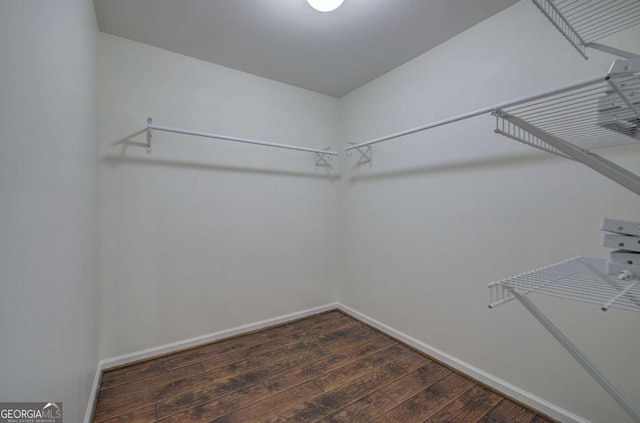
left=148, top=121, right=339, bottom=156
left=343, top=73, right=608, bottom=152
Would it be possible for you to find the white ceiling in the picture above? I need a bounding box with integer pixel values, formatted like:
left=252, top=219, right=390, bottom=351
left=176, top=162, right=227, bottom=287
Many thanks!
left=94, top=0, right=518, bottom=98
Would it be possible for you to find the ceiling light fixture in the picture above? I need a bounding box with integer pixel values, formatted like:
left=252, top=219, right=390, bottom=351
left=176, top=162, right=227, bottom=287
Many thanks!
left=306, top=0, right=344, bottom=12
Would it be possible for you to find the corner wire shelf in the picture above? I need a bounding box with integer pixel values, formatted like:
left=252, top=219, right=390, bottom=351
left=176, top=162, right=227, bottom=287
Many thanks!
left=345, top=58, right=640, bottom=196
left=488, top=256, right=640, bottom=312
left=532, top=0, right=640, bottom=59
left=494, top=58, right=640, bottom=196
left=487, top=256, right=640, bottom=423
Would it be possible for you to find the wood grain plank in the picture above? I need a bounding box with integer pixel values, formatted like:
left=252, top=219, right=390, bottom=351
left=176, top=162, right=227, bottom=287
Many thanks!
left=374, top=372, right=474, bottom=423
left=478, top=399, right=536, bottom=423
left=156, top=383, right=272, bottom=423
left=156, top=324, right=373, bottom=418
left=101, top=311, right=348, bottom=390
left=317, top=390, right=396, bottom=423
left=381, top=361, right=451, bottom=403
left=424, top=385, right=503, bottom=423
left=211, top=380, right=323, bottom=423
left=261, top=329, right=383, bottom=393
left=153, top=323, right=367, bottom=402
left=391, top=349, right=432, bottom=373
left=153, top=348, right=327, bottom=402
left=98, top=405, right=156, bottom=423
left=265, top=361, right=409, bottom=423
left=94, top=362, right=205, bottom=420
left=321, top=334, right=395, bottom=368
left=314, top=344, right=410, bottom=391
left=199, top=318, right=361, bottom=372
left=93, top=385, right=154, bottom=422
left=100, top=362, right=205, bottom=397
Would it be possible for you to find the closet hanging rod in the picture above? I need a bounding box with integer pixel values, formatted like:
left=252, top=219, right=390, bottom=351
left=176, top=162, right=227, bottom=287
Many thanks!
left=344, top=73, right=607, bottom=152
left=147, top=120, right=339, bottom=156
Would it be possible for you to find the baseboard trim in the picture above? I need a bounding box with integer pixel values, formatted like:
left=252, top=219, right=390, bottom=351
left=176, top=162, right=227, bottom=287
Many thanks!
left=335, top=303, right=587, bottom=423
left=83, top=361, right=103, bottom=423
left=101, top=302, right=339, bottom=370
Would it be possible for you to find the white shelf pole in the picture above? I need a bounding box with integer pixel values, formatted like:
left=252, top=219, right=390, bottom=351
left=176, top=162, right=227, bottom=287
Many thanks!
left=511, top=290, right=640, bottom=423
left=149, top=122, right=339, bottom=156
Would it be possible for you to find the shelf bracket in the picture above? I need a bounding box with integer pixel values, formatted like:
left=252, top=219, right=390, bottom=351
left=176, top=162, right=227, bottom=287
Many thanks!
left=510, top=290, right=640, bottom=423
left=493, top=111, right=573, bottom=161
left=496, top=111, right=640, bottom=196
left=585, top=43, right=640, bottom=60
left=314, top=147, right=335, bottom=170
left=346, top=143, right=372, bottom=167
left=146, top=117, right=153, bottom=154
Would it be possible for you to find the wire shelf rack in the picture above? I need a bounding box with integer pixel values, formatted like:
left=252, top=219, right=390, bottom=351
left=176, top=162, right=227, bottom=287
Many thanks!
left=489, top=256, right=640, bottom=312
left=497, top=70, right=640, bottom=152
left=532, top=0, right=640, bottom=59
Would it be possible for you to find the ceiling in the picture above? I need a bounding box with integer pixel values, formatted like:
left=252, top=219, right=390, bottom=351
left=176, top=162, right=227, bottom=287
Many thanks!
left=94, top=0, right=518, bottom=98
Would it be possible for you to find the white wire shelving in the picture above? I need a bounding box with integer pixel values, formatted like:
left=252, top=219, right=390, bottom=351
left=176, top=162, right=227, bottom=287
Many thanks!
left=145, top=118, right=338, bottom=168
left=532, top=0, right=640, bottom=59
left=488, top=257, right=640, bottom=422
left=345, top=58, right=640, bottom=195
left=489, top=256, right=640, bottom=312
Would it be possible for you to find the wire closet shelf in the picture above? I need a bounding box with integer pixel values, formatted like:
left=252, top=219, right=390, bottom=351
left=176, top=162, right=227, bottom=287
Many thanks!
left=345, top=58, right=640, bottom=195
left=488, top=257, right=640, bottom=312
left=532, top=0, right=640, bottom=59
left=494, top=64, right=640, bottom=153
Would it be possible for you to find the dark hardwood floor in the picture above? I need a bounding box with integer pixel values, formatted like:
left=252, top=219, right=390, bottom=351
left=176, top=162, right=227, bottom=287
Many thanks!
left=93, top=310, right=555, bottom=423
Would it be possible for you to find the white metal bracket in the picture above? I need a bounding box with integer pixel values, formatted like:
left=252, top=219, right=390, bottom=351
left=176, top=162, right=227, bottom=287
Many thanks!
left=510, top=290, right=640, bottom=423
left=608, top=58, right=640, bottom=76
left=586, top=43, right=640, bottom=60
left=346, top=143, right=372, bottom=167
left=146, top=117, right=152, bottom=154
left=314, top=148, right=335, bottom=170
left=496, top=111, right=640, bottom=196
left=493, top=110, right=573, bottom=161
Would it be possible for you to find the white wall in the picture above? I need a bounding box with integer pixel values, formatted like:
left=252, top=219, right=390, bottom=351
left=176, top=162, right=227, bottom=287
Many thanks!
left=0, top=1, right=99, bottom=422
left=98, top=34, right=340, bottom=358
left=339, top=2, right=640, bottom=422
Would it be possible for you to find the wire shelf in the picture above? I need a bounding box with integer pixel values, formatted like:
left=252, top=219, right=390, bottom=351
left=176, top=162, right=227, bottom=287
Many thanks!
left=497, top=70, right=640, bottom=152
left=489, top=257, right=640, bottom=312
left=532, top=0, right=640, bottom=59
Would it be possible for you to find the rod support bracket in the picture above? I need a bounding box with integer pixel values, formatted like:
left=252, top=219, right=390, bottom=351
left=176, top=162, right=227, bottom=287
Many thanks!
left=314, top=147, right=334, bottom=170
left=346, top=143, right=372, bottom=167
left=146, top=117, right=153, bottom=154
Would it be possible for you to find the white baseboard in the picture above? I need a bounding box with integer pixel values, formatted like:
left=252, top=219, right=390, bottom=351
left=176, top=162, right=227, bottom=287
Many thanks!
left=83, top=302, right=339, bottom=422
left=84, top=301, right=585, bottom=423
left=83, top=362, right=103, bottom=423
left=335, top=303, right=587, bottom=423
left=100, top=303, right=339, bottom=370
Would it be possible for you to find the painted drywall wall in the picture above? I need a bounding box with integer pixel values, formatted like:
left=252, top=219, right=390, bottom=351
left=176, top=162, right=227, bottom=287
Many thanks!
left=98, top=34, right=340, bottom=358
left=338, top=2, right=640, bottom=422
left=0, top=1, right=99, bottom=422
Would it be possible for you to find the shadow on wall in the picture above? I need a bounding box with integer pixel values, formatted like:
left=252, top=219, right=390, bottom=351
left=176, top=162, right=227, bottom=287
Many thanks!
left=347, top=151, right=559, bottom=183
left=104, top=130, right=340, bottom=180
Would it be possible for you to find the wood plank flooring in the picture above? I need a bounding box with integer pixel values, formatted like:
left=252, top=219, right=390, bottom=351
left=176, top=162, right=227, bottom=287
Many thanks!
left=93, top=311, right=555, bottom=423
